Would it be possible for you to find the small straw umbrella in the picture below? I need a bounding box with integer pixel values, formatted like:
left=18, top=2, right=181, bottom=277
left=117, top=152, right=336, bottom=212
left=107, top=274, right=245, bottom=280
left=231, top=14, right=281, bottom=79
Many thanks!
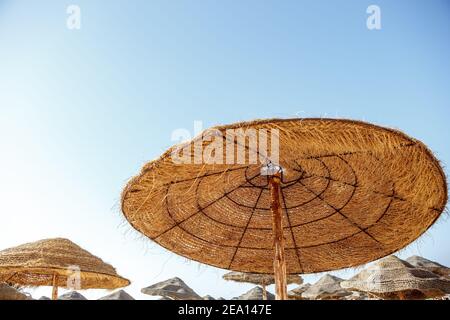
left=341, top=255, right=450, bottom=300
left=58, top=291, right=87, bottom=300
left=301, top=274, right=351, bottom=300
left=223, top=271, right=302, bottom=300
left=406, top=256, right=449, bottom=279
left=141, top=277, right=202, bottom=300
left=99, top=289, right=135, bottom=300
left=121, top=118, right=447, bottom=300
left=235, top=286, right=275, bottom=300
left=288, top=283, right=311, bottom=300
left=0, top=238, right=130, bottom=300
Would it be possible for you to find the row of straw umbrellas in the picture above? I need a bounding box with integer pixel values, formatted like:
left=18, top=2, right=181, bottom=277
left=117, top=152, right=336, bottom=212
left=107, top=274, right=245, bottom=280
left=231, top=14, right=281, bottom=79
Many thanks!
left=0, top=237, right=449, bottom=300
left=1, top=118, right=449, bottom=300
left=142, top=255, right=450, bottom=300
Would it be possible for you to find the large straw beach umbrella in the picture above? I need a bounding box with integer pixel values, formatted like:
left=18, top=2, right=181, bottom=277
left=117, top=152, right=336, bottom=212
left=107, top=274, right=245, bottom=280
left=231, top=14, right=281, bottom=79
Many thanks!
left=223, top=271, right=302, bottom=300
left=0, top=238, right=130, bottom=299
left=341, top=255, right=450, bottom=300
left=121, top=118, right=447, bottom=299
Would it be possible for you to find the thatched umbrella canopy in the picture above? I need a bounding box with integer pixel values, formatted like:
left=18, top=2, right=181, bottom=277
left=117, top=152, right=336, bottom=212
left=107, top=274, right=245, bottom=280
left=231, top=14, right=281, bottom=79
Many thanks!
left=223, top=271, right=302, bottom=300
left=344, top=291, right=370, bottom=300
left=0, top=238, right=130, bottom=300
left=141, top=277, right=201, bottom=300
left=288, top=283, right=311, bottom=300
left=121, top=118, right=447, bottom=299
left=234, top=286, right=275, bottom=300
left=406, top=256, right=449, bottom=278
left=341, top=255, right=450, bottom=300
left=301, top=274, right=351, bottom=300
left=99, top=289, right=135, bottom=300
left=58, top=291, right=87, bottom=300
left=0, top=283, right=29, bottom=300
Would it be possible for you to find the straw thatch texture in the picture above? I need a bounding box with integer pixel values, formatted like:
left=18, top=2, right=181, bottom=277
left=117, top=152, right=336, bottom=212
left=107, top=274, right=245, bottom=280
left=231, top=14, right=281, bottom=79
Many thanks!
left=121, top=118, right=447, bottom=274
left=234, top=286, right=275, bottom=300
left=288, top=283, right=311, bottom=300
left=0, top=238, right=130, bottom=289
left=406, top=256, right=449, bottom=278
left=340, top=255, right=450, bottom=300
left=301, top=274, right=351, bottom=299
left=99, top=290, right=135, bottom=300
left=0, top=283, right=29, bottom=300
left=344, top=291, right=370, bottom=300
left=223, top=271, right=302, bottom=286
left=58, top=291, right=87, bottom=300
left=141, top=277, right=201, bottom=300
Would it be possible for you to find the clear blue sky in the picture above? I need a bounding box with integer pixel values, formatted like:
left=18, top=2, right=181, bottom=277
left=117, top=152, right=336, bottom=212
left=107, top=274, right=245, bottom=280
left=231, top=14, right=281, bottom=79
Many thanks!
left=0, top=0, right=449, bottom=299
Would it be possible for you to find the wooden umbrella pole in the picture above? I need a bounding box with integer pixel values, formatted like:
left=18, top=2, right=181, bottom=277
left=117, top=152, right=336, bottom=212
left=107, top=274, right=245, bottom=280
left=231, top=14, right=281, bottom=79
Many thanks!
left=52, top=273, right=58, bottom=300
left=269, top=172, right=288, bottom=300
left=262, top=284, right=268, bottom=300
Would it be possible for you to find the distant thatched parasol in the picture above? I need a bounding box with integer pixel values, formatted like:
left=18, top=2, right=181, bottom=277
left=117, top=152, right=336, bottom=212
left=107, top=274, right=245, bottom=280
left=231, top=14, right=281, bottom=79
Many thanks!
left=234, top=286, right=275, bottom=300
left=288, top=283, right=311, bottom=300
left=121, top=118, right=447, bottom=299
left=58, top=291, right=87, bottom=300
left=344, top=291, right=370, bottom=300
left=301, top=274, right=351, bottom=300
left=406, top=256, right=449, bottom=279
left=341, top=255, right=450, bottom=300
left=141, top=277, right=201, bottom=300
left=0, top=238, right=130, bottom=300
left=99, top=289, right=135, bottom=300
left=223, top=271, right=302, bottom=300
left=0, top=283, right=29, bottom=300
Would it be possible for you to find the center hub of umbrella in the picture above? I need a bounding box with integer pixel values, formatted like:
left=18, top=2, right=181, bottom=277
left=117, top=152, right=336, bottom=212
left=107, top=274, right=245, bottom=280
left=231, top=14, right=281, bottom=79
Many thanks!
left=260, top=163, right=283, bottom=177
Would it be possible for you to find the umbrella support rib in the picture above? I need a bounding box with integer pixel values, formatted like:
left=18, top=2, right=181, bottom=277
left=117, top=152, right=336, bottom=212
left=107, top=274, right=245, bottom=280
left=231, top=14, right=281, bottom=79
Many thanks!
left=269, top=172, right=288, bottom=300
left=5, top=272, right=17, bottom=282
left=52, top=273, right=58, bottom=300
